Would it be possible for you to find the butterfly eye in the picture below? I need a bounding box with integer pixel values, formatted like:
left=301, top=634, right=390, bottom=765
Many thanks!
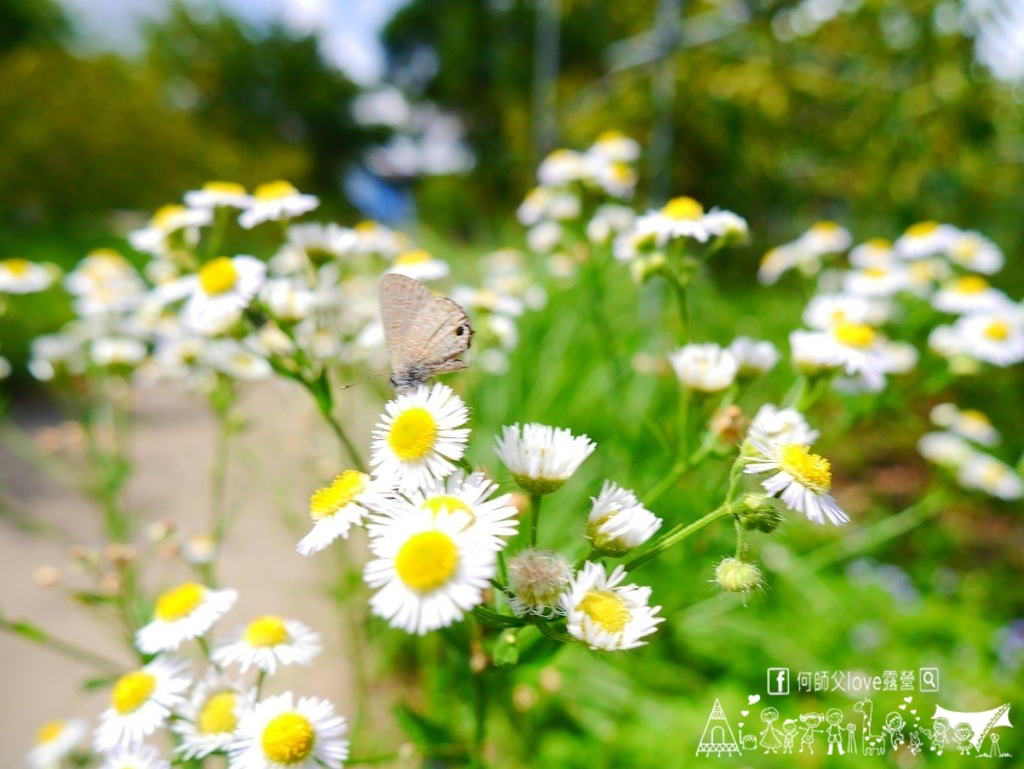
left=455, top=326, right=466, bottom=336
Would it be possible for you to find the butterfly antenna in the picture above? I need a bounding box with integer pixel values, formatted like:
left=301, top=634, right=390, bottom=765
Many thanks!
left=339, top=371, right=390, bottom=390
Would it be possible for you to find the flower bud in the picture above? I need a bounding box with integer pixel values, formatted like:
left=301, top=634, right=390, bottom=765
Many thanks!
left=505, top=548, right=572, bottom=617
left=715, top=557, right=763, bottom=595
left=735, top=494, right=783, bottom=533
left=710, top=405, right=747, bottom=446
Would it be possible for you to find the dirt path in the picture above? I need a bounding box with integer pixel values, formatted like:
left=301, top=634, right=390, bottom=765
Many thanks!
left=0, top=382, right=378, bottom=764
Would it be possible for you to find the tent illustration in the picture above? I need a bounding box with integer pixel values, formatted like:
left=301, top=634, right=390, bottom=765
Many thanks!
left=697, top=699, right=742, bottom=756
left=932, top=704, right=1012, bottom=752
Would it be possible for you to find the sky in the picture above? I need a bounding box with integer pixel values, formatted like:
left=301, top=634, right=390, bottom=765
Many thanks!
left=55, top=0, right=411, bottom=84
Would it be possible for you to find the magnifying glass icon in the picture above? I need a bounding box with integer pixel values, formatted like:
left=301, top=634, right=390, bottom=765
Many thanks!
left=921, top=668, right=939, bottom=691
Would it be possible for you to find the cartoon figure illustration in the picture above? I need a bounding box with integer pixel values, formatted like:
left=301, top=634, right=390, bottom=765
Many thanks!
left=854, top=698, right=885, bottom=756
left=782, top=720, right=799, bottom=754
left=759, top=707, right=783, bottom=754
left=908, top=731, right=923, bottom=754
left=846, top=723, right=859, bottom=755
left=825, top=708, right=845, bottom=756
left=953, top=722, right=974, bottom=756
left=932, top=703, right=1012, bottom=754
left=920, top=716, right=950, bottom=755
left=799, top=712, right=823, bottom=754
left=987, top=733, right=1010, bottom=758
left=882, top=712, right=906, bottom=752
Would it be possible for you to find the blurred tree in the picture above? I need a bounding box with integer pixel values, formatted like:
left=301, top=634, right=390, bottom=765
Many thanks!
left=384, top=0, right=1024, bottom=262
left=0, top=0, right=69, bottom=54
left=142, top=3, right=387, bottom=202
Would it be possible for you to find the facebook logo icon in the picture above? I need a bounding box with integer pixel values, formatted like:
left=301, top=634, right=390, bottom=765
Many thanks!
left=767, top=668, right=790, bottom=695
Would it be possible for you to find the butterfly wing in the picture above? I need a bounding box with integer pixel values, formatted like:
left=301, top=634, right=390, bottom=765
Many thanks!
left=380, top=274, right=473, bottom=388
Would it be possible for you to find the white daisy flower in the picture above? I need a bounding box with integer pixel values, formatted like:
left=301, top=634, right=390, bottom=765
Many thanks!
left=882, top=340, right=919, bottom=374
left=94, top=658, right=191, bottom=753
left=848, top=238, right=895, bottom=269
left=370, top=384, right=469, bottom=491
left=449, top=286, right=524, bottom=317
left=495, top=422, right=596, bottom=495
left=930, top=403, right=1000, bottom=447
left=203, top=339, right=272, bottom=381
left=386, top=470, right=520, bottom=549
left=90, top=337, right=148, bottom=368
left=229, top=692, right=348, bottom=769
left=757, top=244, right=801, bottom=285
left=348, top=220, right=411, bottom=258
left=100, top=744, right=169, bottom=769
left=537, top=148, right=588, bottom=186
left=297, top=471, right=393, bottom=556
left=612, top=226, right=660, bottom=264
left=795, top=221, right=852, bottom=256
left=0, top=258, right=55, bottom=294
left=635, top=196, right=712, bottom=245
left=728, top=337, right=779, bottom=377
left=66, top=250, right=146, bottom=317
left=588, top=131, right=641, bottom=163
left=25, top=718, right=87, bottom=769
left=181, top=255, right=266, bottom=333
left=591, top=158, right=637, bottom=198
left=958, top=454, right=1024, bottom=500
left=905, top=256, right=952, bottom=296
left=842, top=265, right=911, bottom=297
left=790, top=326, right=892, bottom=390
left=213, top=615, right=321, bottom=675
left=238, top=181, right=318, bottom=229
left=751, top=404, right=820, bottom=446
left=259, top=278, right=317, bottom=321
left=701, top=208, right=750, bottom=243
left=803, top=293, right=891, bottom=330
left=171, top=670, right=255, bottom=760
left=560, top=562, right=664, bottom=651
left=135, top=582, right=238, bottom=654
left=928, top=323, right=969, bottom=360
left=284, top=222, right=357, bottom=264
left=504, top=548, right=573, bottom=617
left=931, top=275, right=1012, bottom=315
left=128, top=205, right=211, bottom=256
left=184, top=181, right=253, bottom=210
left=743, top=426, right=849, bottom=525
left=517, top=188, right=581, bottom=226
left=946, top=230, right=1003, bottom=274
left=917, top=431, right=976, bottom=469
left=586, top=204, right=637, bottom=245
left=526, top=220, right=564, bottom=254
left=364, top=507, right=498, bottom=634
left=953, top=309, right=1024, bottom=366
left=387, top=249, right=450, bottom=282
left=894, top=221, right=960, bottom=259
left=586, top=481, right=662, bottom=556
left=667, top=343, right=739, bottom=392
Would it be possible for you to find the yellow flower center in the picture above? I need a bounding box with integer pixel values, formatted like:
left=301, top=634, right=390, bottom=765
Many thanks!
left=760, top=248, right=784, bottom=267
left=395, top=249, right=431, bottom=266
left=906, top=221, right=939, bottom=237
left=153, top=204, right=186, bottom=228
left=310, top=470, right=367, bottom=520
left=395, top=531, right=459, bottom=591
left=951, top=275, right=989, bottom=294
left=661, top=196, right=704, bottom=221
left=609, top=162, right=634, bottom=182
left=203, top=181, right=247, bottom=195
left=834, top=323, right=876, bottom=349
left=254, top=180, right=299, bottom=200
left=422, top=495, right=472, bottom=517
left=112, top=670, right=157, bottom=714
left=984, top=320, right=1010, bottom=341
left=261, top=712, right=315, bottom=763
left=779, top=444, right=832, bottom=493
left=960, top=409, right=990, bottom=425
left=197, top=691, right=238, bottom=734
left=866, top=237, right=891, bottom=249
left=2, top=258, right=31, bottom=276
left=596, top=129, right=625, bottom=143
left=243, top=615, right=290, bottom=648
left=811, top=220, right=840, bottom=233
left=154, top=582, right=206, bottom=621
left=579, top=589, right=630, bottom=634
left=982, top=463, right=1007, bottom=488
left=36, top=721, right=64, bottom=744
left=864, top=266, right=889, bottom=279
left=388, top=408, right=438, bottom=461
left=198, top=257, right=240, bottom=296
left=354, top=220, right=379, bottom=232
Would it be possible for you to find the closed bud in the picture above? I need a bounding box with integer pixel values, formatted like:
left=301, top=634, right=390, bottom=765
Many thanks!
left=735, top=493, right=783, bottom=533
left=505, top=548, right=572, bottom=617
left=710, top=405, right=747, bottom=446
left=715, top=557, right=763, bottom=595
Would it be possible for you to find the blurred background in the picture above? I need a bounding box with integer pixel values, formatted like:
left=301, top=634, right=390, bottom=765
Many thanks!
left=2, top=0, right=1023, bottom=766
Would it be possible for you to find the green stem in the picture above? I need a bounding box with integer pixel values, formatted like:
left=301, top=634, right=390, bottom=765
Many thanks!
left=529, top=494, right=543, bottom=548
left=0, top=615, right=123, bottom=674
left=667, top=273, right=690, bottom=343
left=472, top=665, right=487, bottom=767
left=625, top=503, right=736, bottom=571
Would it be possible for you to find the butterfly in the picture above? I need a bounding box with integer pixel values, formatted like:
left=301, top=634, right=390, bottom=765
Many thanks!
left=380, top=273, right=473, bottom=390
